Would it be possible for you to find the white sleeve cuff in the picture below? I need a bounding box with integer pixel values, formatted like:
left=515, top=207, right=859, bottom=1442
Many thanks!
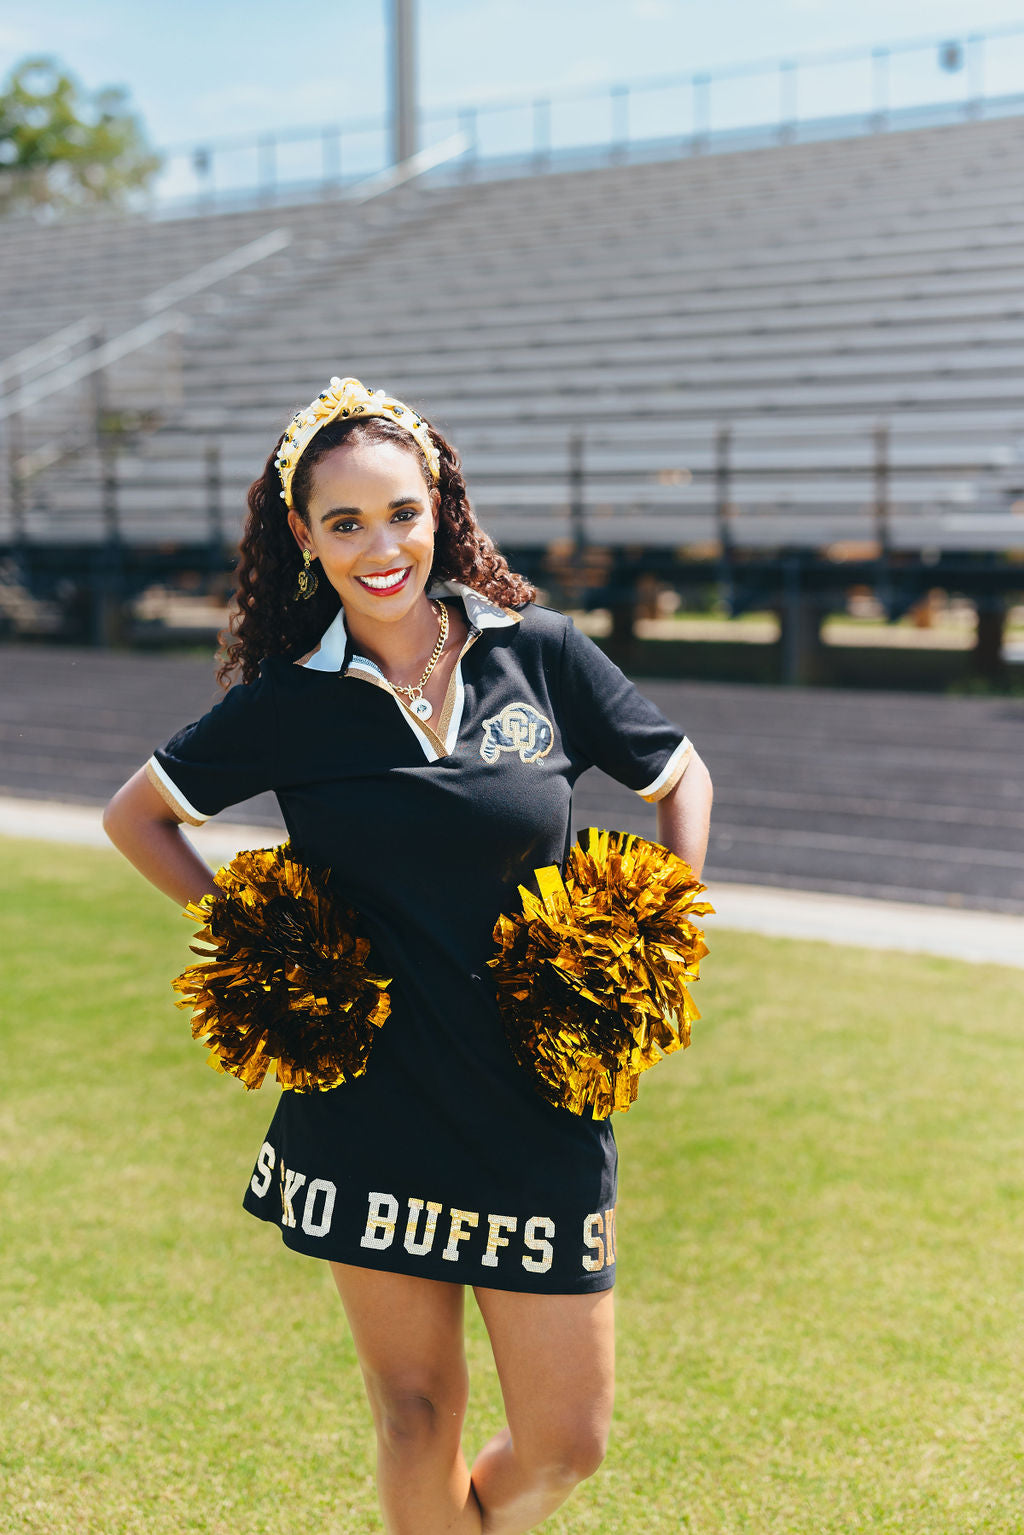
left=144, top=756, right=210, bottom=826
left=636, top=738, right=693, bottom=803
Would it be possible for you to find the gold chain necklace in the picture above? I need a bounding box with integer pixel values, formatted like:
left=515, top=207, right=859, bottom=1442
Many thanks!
left=388, top=601, right=449, bottom=721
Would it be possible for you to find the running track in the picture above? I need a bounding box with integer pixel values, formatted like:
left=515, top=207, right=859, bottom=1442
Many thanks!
left=2, top=644, right=1022, bottom=915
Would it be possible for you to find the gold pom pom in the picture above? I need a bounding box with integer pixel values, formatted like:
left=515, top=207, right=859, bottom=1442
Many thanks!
left=488, top=828, right=713, bottom=1118
left=171, top=842, right=391, bottom=1092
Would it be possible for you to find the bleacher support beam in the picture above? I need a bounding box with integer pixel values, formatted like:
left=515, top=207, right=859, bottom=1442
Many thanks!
left=778, top=556, right=826, bottom=686
left=972, top=594, right=1007, bottom=684
left=390, top=0, right=417, bottom=166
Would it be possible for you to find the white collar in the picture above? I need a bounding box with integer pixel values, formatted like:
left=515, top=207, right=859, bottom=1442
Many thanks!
left=297, top=578, right=520, bottom=672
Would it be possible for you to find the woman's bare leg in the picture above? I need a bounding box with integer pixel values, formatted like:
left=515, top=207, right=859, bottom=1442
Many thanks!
left=469, top=1286, right=615, bottom=1535
left=330, top=1261, right=482, bottom=1535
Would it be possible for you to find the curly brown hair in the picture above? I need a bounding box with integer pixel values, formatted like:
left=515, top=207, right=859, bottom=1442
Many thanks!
left=216, top=411, right=535, bottom=687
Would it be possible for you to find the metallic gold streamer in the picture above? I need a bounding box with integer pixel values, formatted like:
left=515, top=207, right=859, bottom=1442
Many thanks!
left=171, top=842, right=390, bottom=1091
left=488, top=828, right=713, bottom=1118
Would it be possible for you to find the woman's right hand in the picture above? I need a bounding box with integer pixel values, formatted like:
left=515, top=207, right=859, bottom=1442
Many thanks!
left=103, top=768, right=221, bottom=907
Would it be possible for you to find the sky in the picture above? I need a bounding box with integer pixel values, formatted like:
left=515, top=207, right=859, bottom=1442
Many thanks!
left=3, top=0, right=1024, bottom=193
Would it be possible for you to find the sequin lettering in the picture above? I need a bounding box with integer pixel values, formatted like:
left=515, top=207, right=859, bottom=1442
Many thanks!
left=481, top=1214, right=518, bottom=1267
left=581, top=1208, right=616, bottom=1272
left=272, top=1182, right=571, bottom=1275
left=603, top=1206, right=617, bottom=1264
left=250, top=1140, right=276, bottom=1198
left=279, top=1164, right=307, bottom=1228
left=522, top=1216, right=555, bottom=1273
left=301, top=1178, right=337, bottom=1237
left=404, top=1198, right=443, bottom=1255
left=442, top=1208, right=480, bottom=1261
left=582, top=1212, right=605, bottom=1272
left=361, top=1191, right=400, bottom=1249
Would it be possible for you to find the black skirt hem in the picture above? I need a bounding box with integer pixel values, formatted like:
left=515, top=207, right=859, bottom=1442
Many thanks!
left=242, top=1198, right=617, bottom=1296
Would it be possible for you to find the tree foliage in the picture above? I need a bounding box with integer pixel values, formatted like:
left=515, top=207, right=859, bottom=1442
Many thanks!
left=0, top=56, right=161, bottom=214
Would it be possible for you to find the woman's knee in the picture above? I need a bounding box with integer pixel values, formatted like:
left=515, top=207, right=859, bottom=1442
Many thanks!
left=518, top=1419, right=610, bottom=1487
left=365, top=1365, right=469, bottom=1455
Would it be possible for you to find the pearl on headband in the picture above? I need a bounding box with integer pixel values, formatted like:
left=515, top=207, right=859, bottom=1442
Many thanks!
left=275, top=375, right=441, bottom=509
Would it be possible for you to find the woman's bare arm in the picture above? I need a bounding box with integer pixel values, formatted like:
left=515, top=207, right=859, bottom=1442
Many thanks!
left=102, top=768, right=221, bottom=907
left=655, top=749, right=713, bottom=877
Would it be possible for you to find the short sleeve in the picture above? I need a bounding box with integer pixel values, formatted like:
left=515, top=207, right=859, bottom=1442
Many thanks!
left=557, top=618, right=693, bottom=802
left=144, top=666, right=280, bottom=825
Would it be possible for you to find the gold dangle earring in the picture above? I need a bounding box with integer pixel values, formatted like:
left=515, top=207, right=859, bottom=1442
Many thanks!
left=294, top=548, right=319, bottom=601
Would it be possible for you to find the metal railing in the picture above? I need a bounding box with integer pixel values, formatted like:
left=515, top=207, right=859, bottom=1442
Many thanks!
left=0, top=229, right=292, bottom=422
left=146, top=22, right=1024, bottom=213
left=0, top=319, right=102, bottom=393
left=0, top=227, right=295, bottom=543
left=0, top=134, right=472, bottom=543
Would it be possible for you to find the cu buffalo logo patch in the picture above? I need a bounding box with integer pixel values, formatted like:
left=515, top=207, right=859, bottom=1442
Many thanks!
left=480, top=702, right=555, bottom=765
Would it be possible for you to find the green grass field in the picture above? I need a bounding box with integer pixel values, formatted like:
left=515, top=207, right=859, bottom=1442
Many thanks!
left=1, top=835, right=1022, bottom=1535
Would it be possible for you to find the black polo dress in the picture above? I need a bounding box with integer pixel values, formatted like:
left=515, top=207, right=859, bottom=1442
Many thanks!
left=146, top=581, right=693, bottom=1294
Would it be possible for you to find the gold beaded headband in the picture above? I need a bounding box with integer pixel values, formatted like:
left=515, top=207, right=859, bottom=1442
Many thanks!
left=275, top=375, right=441, bottom=510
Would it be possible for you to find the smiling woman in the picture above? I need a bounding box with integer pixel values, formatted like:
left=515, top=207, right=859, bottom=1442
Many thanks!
left=288, top=435, right=452, bottom=717
left=101, top=373, right=713, bottom=1535
left=220, top=387, right=534, bottom=693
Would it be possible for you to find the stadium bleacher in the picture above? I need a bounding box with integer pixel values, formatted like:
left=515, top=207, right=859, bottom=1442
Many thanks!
left=3, top=108, right=1024, bottom=658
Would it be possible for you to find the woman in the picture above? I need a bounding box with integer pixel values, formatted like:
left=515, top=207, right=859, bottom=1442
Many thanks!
left=103, top=376, right=713, bottom=1535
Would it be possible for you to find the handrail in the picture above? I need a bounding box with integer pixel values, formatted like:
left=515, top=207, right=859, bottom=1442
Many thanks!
left=0, top=225, right=295, bottom=422
left=0, top=227, right=292, bottom=403
left=0, top=316, right=99, bottom=390
left=140, top=227, right=292, bottom=314
left=0, top=135, right=465, bottom=427
left=0, top=311, right=183, bottom=424
left=342, top=131, right=468, bottom=202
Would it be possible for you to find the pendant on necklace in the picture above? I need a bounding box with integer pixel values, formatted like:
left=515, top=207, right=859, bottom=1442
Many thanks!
left=410, top=696, right=433, bottom=721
